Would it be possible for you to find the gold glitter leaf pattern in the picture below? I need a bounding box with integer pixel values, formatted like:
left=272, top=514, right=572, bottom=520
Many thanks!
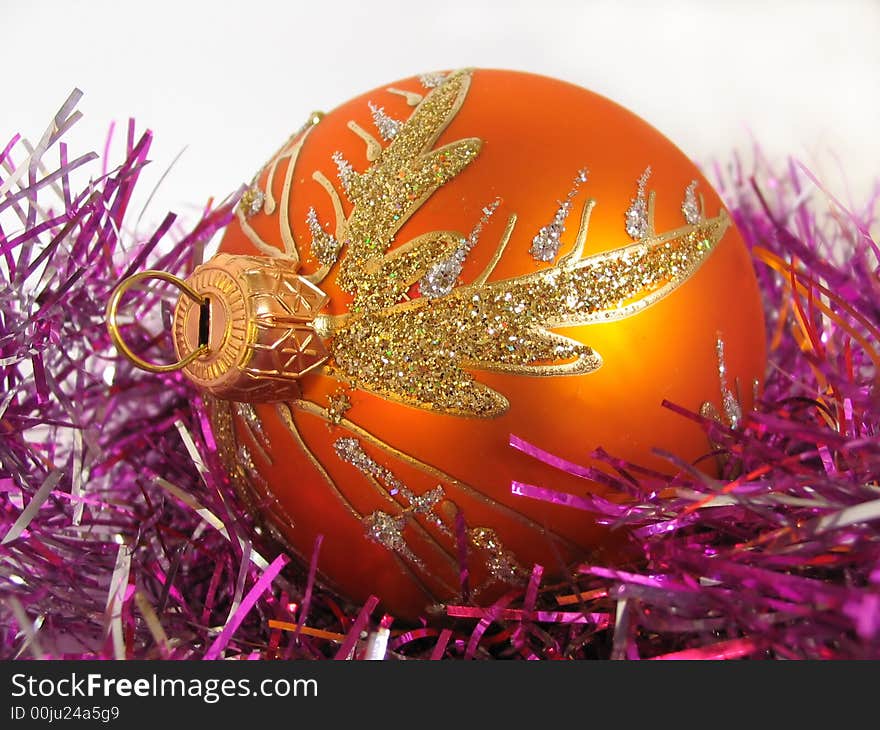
left=301, top=69, right=731, bottom=418
left=337, top=70, right=481, bottom=309
left=326, top=209, right=729, bottom=417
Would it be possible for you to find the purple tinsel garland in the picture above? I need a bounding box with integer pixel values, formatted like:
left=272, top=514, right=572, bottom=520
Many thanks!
left=1, top=94, right=879, bottom=659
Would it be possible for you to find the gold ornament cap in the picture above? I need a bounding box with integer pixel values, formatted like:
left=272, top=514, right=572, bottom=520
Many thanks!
left=107, top=254, right=330, bottom=401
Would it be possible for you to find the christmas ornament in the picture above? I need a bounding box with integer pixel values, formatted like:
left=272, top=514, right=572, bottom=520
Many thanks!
left=107, top=69, right=766, bottom=619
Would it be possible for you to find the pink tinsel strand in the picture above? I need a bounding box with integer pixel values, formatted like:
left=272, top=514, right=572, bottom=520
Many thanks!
left=430, top=628, right=453, bottom=660
left=203, top=554, right=289, bottom=660
left=333, top=596, right=379, bottom=660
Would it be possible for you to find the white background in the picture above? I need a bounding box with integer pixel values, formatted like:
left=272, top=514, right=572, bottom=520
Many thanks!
left=2, top=0, right=878, bottom=236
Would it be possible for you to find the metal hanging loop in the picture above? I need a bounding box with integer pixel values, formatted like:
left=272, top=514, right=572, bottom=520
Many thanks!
left=106, top=270, right=208, bottom=373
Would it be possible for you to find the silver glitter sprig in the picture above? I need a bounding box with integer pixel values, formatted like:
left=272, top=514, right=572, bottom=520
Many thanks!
left=362, top=511, right=422, bottom=566
left=529, top=169, right=588, bottom=262
left=418, top=71, right=446, bottom=88
left=625, top=166, right=652, bottom=240
left=368, top=101, right=403, bottom=141
left=334, top=437, right=449, bottom=534
left=334, top=437, right=404, bottom=493
left=682, top=180, right=701, bottom=225
left=306, top=207, right=342, bottom=266
left=716, top=337, right=742, bottom=429
left=233, top=403, right=269, bottom=451
left=239, top=186, right=265, bottom=218
left=331, top=151, right=357, bottom=197
left=236, top=442, right=268, bottom=490
left=420, top=198, right=502, bottom=299
left=408, top=485, right=446, bottom=516
left=469, top=527, right=527, bottom=584
left=336, top=435, right=443, bottom=566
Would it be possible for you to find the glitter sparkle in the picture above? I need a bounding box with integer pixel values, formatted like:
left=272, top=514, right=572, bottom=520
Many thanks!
left=334, top=437, right=450, bottom=535
left=306, top=207, right=342, bottom=266
left=362, top=511, right=422, bottom=566
left=331, top=151, right=357, bottom=198
left=682, top=180, right=701, bottom=225
left=530, top=169, right=588, bottom=262
left=625, top=167, right=652, bottom=239
left=420, top=199, right=501, bottom=299
left=368, top=102, right=403, bottom=141
left=469, top=527, right=527, bottom=584
left=418, top=71, right=446, bottom=88
left=716, top=337, right=743, bottom=428
left=326, top=390, right=352, bottom=425
left=239, top=187, right=265, bottom=218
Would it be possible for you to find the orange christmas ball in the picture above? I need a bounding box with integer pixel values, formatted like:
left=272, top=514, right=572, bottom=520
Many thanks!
left=210, top=68, right=766, bottom=619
